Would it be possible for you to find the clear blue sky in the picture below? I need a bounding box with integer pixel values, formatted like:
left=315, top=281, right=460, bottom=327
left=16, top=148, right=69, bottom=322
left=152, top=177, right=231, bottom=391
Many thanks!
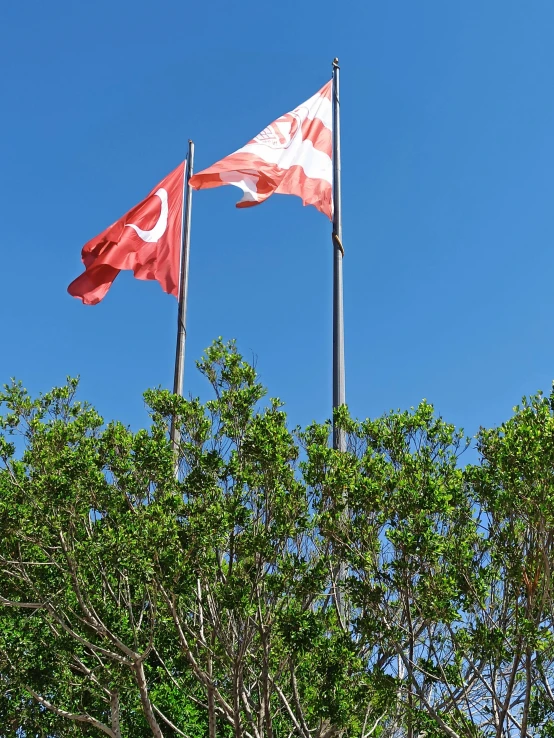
left=2, top=1, right=554, bottom=450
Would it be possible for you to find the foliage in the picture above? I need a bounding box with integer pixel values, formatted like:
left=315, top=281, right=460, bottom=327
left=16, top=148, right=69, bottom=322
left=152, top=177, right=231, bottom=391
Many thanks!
left=0, top=340, right=553, bottom=737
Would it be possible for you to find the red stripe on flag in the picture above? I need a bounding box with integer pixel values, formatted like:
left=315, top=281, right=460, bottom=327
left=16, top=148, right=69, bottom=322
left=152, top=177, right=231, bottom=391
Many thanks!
left=191, top=153, right=331, bottom=218
left=301, top=116, right=332, bottom=157
left=319, top=81, right=332, bottom=100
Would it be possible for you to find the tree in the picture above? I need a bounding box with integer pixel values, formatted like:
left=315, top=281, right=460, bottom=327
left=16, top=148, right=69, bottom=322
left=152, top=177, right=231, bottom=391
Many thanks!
left=0, top=341, right=355, bottom=738
left=302, top=401, right=482, bottom=737
left=1, top=340, right=553, bottom=737
left=467, top=390, right=554, bottom=738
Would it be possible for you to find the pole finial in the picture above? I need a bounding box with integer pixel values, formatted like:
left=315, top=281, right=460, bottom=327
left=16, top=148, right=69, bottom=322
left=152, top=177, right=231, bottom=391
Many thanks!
left=333, top=57, right=339, bottom=67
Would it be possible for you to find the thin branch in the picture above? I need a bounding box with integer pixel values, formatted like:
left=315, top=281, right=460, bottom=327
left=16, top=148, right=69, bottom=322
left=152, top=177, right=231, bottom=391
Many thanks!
left=24, top=685, right=116, bottom=738
left=153, top=704, right=188, bottom=737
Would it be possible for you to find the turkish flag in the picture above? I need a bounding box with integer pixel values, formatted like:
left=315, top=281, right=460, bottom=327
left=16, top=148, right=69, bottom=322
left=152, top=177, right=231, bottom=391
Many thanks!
left=68, top=162, right=185, bottom=305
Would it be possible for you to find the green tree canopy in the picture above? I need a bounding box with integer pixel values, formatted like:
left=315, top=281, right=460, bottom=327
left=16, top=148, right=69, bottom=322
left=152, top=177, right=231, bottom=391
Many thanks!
left=0, top=340, right=553, bottom=737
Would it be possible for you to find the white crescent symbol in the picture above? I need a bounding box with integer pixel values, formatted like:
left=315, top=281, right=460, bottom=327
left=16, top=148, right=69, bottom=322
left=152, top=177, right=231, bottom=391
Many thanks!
left=125, top=188, right=168, bottom=242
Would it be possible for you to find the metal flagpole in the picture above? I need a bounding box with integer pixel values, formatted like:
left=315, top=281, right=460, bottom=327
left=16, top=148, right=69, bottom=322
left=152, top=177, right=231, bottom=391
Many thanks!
left=332, top=59, right=346, bottom=452
left=332, top=58, right=348, bottom=625
left=170, top=140, right=195, bottom=451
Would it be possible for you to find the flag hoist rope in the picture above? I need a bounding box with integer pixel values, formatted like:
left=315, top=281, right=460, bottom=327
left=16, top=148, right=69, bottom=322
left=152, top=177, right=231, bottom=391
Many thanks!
left=170, top=140, right=195, bottom=453
left=333, top=233, right=345, bottom=257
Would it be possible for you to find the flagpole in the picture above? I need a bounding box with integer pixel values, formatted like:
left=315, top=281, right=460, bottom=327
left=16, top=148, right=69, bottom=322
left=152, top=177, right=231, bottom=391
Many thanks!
left=332, top=58, right=348, bottom=625
left=332, top=59, right=346, bottom=452
left=171, top=140, right=195, bottom=451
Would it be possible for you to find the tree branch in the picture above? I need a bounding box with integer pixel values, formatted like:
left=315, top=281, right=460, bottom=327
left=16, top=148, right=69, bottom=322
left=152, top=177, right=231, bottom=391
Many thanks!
left=25, top=685, right=116, bottom=737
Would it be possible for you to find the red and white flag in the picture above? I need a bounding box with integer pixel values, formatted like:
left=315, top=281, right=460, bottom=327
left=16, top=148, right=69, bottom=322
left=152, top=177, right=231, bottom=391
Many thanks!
left=189, top=82, right=333, bottom=219
left=68, top=162, right=185, bottom=305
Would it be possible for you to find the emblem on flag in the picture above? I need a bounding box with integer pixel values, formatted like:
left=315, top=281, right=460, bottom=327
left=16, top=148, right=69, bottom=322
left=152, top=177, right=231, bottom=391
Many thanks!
left=253, top=111, right=303, bottom=150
